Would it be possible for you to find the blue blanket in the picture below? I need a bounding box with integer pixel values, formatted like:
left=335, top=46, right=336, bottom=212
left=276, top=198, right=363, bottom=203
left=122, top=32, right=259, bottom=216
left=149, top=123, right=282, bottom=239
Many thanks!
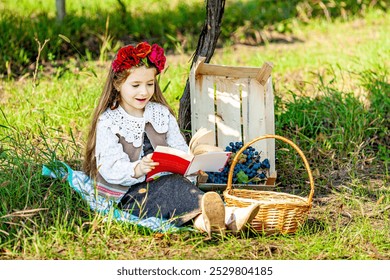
left=42, top=161, right=184, bottom=232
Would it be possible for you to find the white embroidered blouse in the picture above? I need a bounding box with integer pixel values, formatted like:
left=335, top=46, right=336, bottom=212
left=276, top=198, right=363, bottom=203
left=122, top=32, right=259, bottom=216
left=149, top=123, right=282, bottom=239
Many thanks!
left=95, top=102, right=188, bottom=186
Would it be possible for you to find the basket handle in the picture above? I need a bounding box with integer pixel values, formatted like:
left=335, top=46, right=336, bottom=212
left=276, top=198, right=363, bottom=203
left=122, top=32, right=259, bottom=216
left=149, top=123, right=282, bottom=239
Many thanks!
left=226, top=134, right=315, bottom=205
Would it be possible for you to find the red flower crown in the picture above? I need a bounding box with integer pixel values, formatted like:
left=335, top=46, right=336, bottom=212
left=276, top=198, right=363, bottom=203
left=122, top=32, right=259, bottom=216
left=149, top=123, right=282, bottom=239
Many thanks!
left=112, top=42, right=166, bottom=73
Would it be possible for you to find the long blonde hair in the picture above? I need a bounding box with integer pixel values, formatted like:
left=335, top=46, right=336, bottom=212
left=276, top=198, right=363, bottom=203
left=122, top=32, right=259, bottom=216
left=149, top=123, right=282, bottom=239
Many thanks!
left=83, top=65, right=175, bottom=179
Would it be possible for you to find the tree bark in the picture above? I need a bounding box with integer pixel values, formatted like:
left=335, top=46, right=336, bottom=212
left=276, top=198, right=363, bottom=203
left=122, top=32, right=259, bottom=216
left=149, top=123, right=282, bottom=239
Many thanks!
left=178, top=0, right=225, bottom=142
left=56, top=0, right=66, bottom=21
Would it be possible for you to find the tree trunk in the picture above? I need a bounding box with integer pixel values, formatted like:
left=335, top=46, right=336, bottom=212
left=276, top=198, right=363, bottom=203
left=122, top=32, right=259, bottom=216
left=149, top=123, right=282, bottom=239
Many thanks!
left=178, top=0, right=225, bottom=142
left=56, top=0, right=66, bottom=21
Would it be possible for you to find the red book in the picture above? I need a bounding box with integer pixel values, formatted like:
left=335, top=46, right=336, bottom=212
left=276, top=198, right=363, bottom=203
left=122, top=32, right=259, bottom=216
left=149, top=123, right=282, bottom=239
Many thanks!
left=146, top=145, right=231, bottom=182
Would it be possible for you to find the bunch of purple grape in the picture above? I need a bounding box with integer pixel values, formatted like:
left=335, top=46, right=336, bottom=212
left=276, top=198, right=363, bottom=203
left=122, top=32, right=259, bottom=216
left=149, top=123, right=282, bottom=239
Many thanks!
left=206, top=141, right=270, bottom=184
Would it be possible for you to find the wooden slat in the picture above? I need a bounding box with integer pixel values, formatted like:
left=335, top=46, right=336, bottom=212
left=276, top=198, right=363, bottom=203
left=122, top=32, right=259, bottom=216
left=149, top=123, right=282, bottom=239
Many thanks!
left=195, top=57, right=273, bottom=80
left=197, top=64, right=260, bottom=78
left=194, top=56, right=207, bottom=76
left=191, top=74, right=216, bottom=144
left=255, top=62, right=273, bottom=86
left=245, top=79, right=268, bottom=156
left=264, top=76, right=276, bottom=176
left=214, top=76, right=242, bottom=148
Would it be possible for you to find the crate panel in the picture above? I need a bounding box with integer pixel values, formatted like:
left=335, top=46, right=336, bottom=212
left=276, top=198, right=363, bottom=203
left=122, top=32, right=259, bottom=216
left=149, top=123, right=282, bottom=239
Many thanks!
left=214, top=76, right=244, bottom=148
left=190, top=57, right=276, bottom=183
left=190, top=75, right=217, bottom=144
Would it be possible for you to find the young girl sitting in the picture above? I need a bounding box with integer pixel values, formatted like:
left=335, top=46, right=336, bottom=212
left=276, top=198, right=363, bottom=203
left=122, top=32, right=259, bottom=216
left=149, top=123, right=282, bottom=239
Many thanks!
left=83, top=42, right=259, bottom=237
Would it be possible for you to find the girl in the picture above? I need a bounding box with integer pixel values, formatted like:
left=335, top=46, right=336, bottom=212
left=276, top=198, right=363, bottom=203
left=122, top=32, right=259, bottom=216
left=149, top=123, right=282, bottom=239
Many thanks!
left=83, top=42, right=259, bottom=237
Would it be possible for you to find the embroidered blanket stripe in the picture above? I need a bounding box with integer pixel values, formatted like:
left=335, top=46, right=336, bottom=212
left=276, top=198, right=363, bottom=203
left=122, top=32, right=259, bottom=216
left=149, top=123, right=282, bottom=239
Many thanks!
left=41, top=161, right=182, bottom=232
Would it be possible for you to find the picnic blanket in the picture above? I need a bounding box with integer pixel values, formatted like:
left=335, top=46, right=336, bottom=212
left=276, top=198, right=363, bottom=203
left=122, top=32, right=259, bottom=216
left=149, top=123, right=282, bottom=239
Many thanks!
left=42, top=161, right=184, bottom=232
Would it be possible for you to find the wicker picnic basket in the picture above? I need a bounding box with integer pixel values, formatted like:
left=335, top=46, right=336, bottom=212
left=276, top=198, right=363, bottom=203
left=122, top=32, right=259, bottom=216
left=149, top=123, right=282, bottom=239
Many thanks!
left=223, top=134, right=315, bottom=234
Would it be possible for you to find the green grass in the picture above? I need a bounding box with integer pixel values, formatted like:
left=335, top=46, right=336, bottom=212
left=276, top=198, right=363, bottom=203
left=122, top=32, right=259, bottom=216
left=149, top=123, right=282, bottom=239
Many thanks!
left=0, top=4, right=389, bottom=260
left=0, top=0, right=387, bottom=76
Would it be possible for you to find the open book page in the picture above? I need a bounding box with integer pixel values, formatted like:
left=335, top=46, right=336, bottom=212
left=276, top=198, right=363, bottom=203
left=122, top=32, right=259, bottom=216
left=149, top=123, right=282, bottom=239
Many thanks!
left=188, top=128, right=214, bottom=154
left=185, top=152, right=231, bottom=175
left=191, top=144, right=224, bottom=156
left=188, top=127, right=224, bottom=155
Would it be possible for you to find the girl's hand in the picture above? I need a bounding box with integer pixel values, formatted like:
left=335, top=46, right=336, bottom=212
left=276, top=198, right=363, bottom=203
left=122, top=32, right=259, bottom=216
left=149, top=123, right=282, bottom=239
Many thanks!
left=134, top=153, right=159, bottom=177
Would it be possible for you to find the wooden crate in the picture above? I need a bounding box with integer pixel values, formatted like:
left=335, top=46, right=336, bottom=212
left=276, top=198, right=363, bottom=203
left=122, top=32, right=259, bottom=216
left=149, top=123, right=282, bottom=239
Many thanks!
left=190, top=57, right=277, bottom=190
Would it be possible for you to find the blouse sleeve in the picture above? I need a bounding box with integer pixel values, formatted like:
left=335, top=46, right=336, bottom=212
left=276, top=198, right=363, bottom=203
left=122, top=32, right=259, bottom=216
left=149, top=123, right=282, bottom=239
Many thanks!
left=95, top=119, right=146, bottom=186
left=166, top=113, right=189, bottom=153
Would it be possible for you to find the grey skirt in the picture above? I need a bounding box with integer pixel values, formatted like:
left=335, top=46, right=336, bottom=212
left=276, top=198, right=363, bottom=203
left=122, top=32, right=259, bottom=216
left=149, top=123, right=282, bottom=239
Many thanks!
left=118, top=174, right=204, bottom=226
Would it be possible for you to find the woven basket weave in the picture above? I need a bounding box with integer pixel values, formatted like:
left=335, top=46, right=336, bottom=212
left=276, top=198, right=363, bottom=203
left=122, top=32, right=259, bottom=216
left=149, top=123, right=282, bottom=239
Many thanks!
left=223, top=134, right=315, bottom=234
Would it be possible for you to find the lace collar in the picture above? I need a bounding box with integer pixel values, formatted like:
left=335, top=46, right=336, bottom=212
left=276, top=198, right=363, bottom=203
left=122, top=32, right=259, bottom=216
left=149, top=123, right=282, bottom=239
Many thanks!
left=99, top=102, right=170, bottom=147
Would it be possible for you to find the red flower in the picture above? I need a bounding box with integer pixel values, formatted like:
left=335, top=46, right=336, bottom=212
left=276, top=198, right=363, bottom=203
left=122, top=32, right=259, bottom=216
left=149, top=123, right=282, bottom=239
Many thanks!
left=112, top=42, right=166, bottom=73
left=148, top=44, right=166, bottom=72
left=112, top=45, right=140, bottom=73
left=135, top=42, right=152, bottom=58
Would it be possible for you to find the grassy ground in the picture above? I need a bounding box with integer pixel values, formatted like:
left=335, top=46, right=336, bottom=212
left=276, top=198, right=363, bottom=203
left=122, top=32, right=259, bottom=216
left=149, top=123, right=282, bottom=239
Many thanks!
left=0, top=6, right=389, bottom=259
